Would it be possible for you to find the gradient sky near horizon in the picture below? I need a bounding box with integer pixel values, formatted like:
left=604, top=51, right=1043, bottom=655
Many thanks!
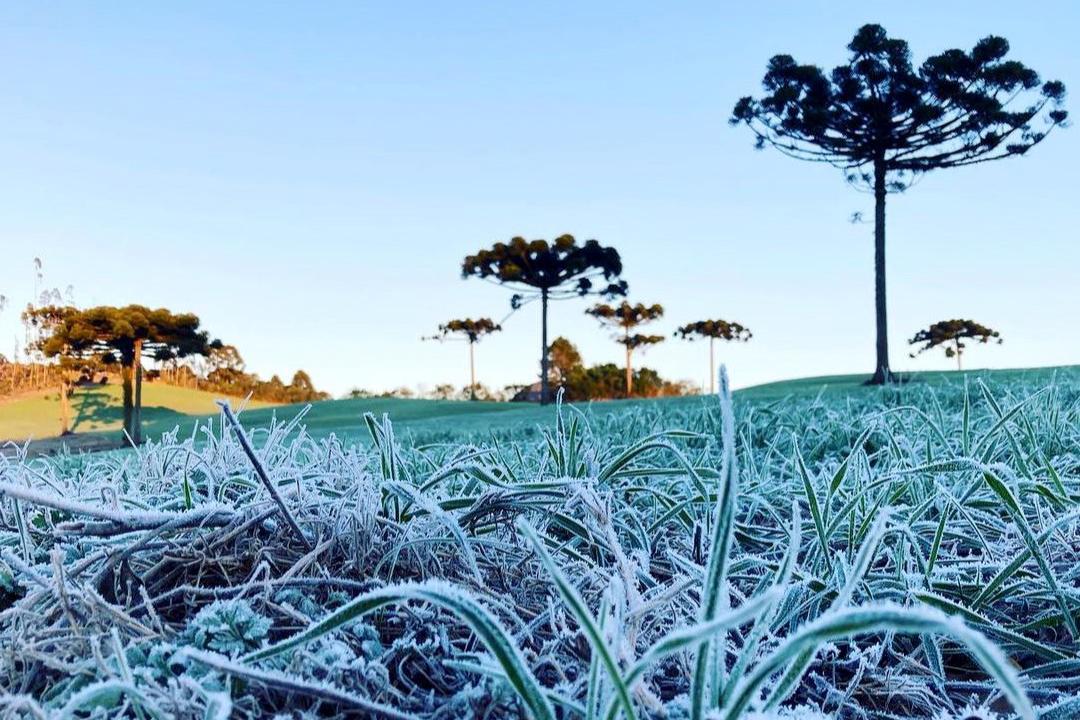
left=1, top=2, right=1077, bottom=396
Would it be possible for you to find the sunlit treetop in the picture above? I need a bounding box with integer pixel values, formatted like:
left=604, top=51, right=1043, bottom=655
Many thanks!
left=587, top=301, right=665, bottom=348
left=675, top=319, right=753, bottom=342
left=909, top=319, right=1002, bottom=359
left=619, top=333, right=666, bottom=350
left=731, top=24, right=1068, bottom=192
left=462, top=234, right=628, bottom=308
left=26, top=304, right=217, bottom=364
left=435, top=317, right=502, bottom=343
left=586, top=301, right=664, bottom=329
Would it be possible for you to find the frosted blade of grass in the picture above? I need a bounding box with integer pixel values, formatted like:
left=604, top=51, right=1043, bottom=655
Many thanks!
left=515, top=518, right=634, bottom=720
left=182, top=648, right=416, bottom=720
left=980, top=466, right=1078, bottom=639
left=795, top=438, right=830, bottom=573
left=217, top=401, right=312, bottom=551
left=971, top=506, right=1080, bottom=611
left=620, top=587, right=780, bottom=690
left=691, top=365, right=738, bottom=720
left=724, top=603, right=1034, bottom=720
left=913, top=591, right=1067, bottom=660
left=245, top=580, right=556, bottom=720
left=722, top=501, right=802, bottom=708
left=763, top=509, right=891, bottom=711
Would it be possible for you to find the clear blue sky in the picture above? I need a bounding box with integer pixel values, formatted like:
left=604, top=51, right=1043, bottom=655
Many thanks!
left=1, top=2, right=1076, bottom=396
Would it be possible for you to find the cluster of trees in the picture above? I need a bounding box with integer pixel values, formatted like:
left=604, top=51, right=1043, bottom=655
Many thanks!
left=458, top=235, right=751, bottom=403
left=440, top=25, right=1061, bottom=399
left=462, top=235, right=627, bottom=404
left=545, top=337, right=695, bottom=401
left=188, top=344, right=327, bottom=404
left=24, top=304, right=216, bottom=441
left=345, top=383, right=506, bottom=402
left=0, top=361, right=68, bottom=398
left=10, top=302, right=325, bottom=441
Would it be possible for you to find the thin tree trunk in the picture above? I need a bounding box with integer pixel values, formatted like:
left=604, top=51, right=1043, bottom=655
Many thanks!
left=956, top=339, right=962, bottom=371
left=133, top=339, right=144, bottom=444
left=540, top=288, right=550, bottom=405
left=624, top=327, right=632, bottom=397
left=869, top=157, right=894, bottom=384
left=709, top=337, right=716, bottom=395
left=59, top=378, right=71, bottom=435
left=469, top=340, right=477, bottom=401
left=121, top=362, right=134, bottom=438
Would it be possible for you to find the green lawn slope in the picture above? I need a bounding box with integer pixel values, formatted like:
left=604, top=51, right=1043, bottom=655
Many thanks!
left=0, top=383, right=275, bottom=444
left=3, top=365, right=1076, bottom=454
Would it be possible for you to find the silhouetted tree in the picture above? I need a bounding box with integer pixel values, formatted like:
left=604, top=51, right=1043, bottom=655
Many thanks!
left=909, top=319, right=1002, bottom=370
left=462, top=235, right=627, bottom=404
left=30, top=305, right=214, bottom=443
left=586, top=301, right=664, bottom=396
left=675, top=319, right=752, bottom=394
left=428, top=317, right=502, bottom=401
left=732, top=24, right=1067, bottom=384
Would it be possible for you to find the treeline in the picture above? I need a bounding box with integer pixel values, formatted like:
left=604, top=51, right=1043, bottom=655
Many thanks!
left=0, top=361, right=67, bottom=398
left=543, top=337, right=696, bottom=401
left=349, top=336, right=697, bottom=403
left=4, top=300, right=326, bottom=441
left=173, top=344, right=328, bottom=404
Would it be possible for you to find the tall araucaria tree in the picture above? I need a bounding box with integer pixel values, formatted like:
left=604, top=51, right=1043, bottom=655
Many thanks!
left=732, top=24, right=1067, bottom=384
left=462, top=235, right=627, bottom=404
left=586, top=301, right=664, bottom=397
left=909, top=319, right=1002, bottom=371
left=674, top=319, right=752, bottom=395
left=32, top=305, right=216, bottom=443
left=427, top=317, right=502, bottom=401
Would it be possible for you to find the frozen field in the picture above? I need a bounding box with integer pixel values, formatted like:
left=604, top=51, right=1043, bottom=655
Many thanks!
left=1, top=368, right=1079, bottom=719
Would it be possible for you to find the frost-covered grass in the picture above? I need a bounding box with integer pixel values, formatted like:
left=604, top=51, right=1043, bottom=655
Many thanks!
left=0, top=368, right=1079, bottom=719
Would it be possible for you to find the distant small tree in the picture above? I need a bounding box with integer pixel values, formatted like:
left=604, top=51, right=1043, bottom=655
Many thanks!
left=675, top=319, right=752, bottom=394
left=427, top=317, right=502, bottom=401
left=462, top=235, right=627, bottom=404
left=548, top=336, right=583, bottom=384
left=586, top=301, right=665, bottom=396
left=732, top=24, right=1066, bottom=384
left=287, top=370, right=322, bottom=402
left=909, top=319, right=1002, bottom=370
left=429, top=383, right=457, bottom=400
left=29, top=305, right=214, bottom=443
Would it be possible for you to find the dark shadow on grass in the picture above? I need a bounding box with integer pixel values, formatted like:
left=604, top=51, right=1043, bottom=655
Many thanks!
left=71, top=387, right=114, bottom=432
left=70, top=386, right=191, bottom=438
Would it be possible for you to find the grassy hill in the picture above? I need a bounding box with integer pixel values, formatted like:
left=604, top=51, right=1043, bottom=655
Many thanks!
left=0, top=383, right=275, bottom=446
left=2, top=365, right=1076, bottom=454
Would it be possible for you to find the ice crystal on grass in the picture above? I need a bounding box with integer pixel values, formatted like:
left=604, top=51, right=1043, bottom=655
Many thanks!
left=186, top=599, right=272, bottom=655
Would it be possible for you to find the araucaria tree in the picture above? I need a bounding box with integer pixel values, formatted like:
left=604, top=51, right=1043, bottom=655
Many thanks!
left=586, top=301, right=664, bottom=397
left=429, top=317, right=501, bottom=401
left=675, top=319, right=752, bottom=394
left=34, top=305, right=215, bottom=443
left=462, top=235, right=627, bottom=404
left=732, top=24, right=1067, bottom=384
left=909, top=319, right=1002, bottom=370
